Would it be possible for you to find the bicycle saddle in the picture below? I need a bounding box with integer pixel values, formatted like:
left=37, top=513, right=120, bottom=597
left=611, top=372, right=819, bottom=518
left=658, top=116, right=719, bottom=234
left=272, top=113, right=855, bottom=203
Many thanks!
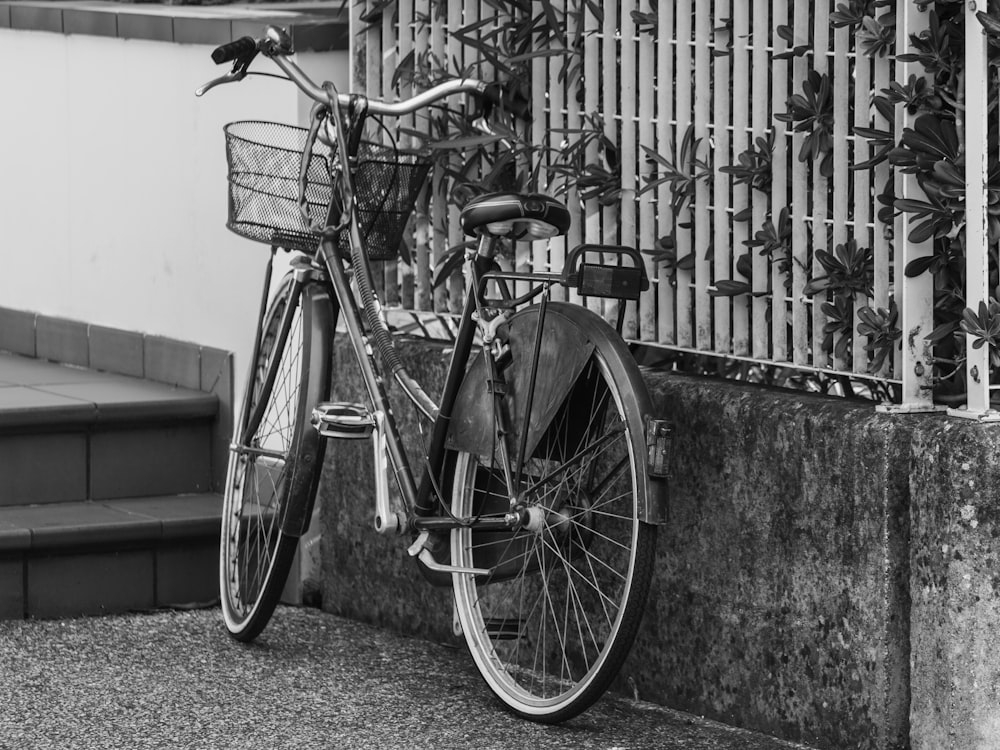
left=460, top=192, right=571, bottom=239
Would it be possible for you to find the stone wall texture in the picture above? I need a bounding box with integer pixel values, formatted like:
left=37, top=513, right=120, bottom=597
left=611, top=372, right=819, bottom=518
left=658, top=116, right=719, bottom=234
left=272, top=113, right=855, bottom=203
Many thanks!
left=637, top=375, right=914, bottom=750
left=317, top=335, right=1000, bottom=750
left=908, top=420, right=1000, bottom=749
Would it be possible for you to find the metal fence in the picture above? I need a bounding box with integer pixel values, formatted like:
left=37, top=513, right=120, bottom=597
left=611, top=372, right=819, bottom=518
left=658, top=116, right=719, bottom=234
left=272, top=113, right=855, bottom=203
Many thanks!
left=348, top=1, right=996, bottom=416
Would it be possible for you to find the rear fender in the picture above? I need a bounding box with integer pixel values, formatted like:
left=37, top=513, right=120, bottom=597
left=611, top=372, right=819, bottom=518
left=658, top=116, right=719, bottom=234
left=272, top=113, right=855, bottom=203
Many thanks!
left=445, top=302, right=668, bottom=525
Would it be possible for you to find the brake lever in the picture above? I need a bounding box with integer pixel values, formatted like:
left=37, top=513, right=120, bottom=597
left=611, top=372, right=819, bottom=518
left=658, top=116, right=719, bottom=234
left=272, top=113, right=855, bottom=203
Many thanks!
left=195, top=69, right=246, bottom=97
left=195, top=52, right=256, bottom=97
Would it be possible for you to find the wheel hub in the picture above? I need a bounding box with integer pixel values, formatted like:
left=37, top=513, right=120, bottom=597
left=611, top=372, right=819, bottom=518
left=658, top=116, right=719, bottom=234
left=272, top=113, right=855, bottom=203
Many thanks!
left=520, top=504, right=571, bottom=534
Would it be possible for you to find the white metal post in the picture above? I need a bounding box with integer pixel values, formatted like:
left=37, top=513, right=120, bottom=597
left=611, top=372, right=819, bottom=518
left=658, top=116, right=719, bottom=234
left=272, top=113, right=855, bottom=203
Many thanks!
left=881, top=2, right=938, bottom=412
left=950, top=1, right=998, bottom=419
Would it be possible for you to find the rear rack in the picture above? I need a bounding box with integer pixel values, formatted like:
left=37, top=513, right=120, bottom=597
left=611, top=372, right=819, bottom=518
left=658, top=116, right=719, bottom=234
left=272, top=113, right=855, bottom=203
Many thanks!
left=479, top=244, right=649, bottom=308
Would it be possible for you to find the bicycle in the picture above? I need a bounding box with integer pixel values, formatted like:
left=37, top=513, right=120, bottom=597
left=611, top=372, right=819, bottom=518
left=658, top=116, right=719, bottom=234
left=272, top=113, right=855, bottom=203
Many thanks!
left=199, top=26, right=673, bottom=723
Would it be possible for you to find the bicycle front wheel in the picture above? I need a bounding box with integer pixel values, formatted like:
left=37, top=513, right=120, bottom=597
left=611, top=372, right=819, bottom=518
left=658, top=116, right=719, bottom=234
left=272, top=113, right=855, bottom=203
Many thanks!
left=220, top=274, right=333, bottom=641
left=450, top=303, right=657, bottom=722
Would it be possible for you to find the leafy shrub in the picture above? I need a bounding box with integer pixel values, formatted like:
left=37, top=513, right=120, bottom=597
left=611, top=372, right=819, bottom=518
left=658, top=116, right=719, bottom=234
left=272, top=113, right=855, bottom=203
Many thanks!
left=379, top=1, right=999, bottom=403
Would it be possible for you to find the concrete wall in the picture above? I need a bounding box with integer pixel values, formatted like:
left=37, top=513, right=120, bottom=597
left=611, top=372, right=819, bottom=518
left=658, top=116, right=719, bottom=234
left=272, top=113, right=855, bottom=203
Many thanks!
left=0, top=24, right=347, bottom=377
left=908, top=423, right=1000, bottom=749
left=634, top=374, right=912, bottom=749
left=317, top=335, right=1000, bottom=750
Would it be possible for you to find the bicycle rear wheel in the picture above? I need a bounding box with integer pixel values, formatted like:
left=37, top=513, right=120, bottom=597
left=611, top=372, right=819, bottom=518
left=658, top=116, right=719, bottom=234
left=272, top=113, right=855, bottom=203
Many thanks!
left=220, top=274, right=333, bottom=641
left=450, top=303, right=657, bottom=722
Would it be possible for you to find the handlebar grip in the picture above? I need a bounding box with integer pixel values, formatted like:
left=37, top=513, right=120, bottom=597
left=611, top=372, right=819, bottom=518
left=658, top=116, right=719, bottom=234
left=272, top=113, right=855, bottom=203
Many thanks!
left=482, top=82, right=531, bottom=120
left=211, top=36, right=257, bottom=65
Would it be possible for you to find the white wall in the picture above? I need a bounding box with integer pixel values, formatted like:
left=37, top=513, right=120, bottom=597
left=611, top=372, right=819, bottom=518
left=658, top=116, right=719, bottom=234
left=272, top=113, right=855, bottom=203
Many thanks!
left=0, top=29, right=348, bottom=375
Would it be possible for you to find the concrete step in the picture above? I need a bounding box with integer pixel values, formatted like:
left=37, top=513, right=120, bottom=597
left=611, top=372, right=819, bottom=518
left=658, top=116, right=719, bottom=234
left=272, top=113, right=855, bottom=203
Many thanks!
left=0, top=353, right=219, bottom=504
left=0, top=352, right=225, bottom=619
left=0, top=494, right=222, bottom=619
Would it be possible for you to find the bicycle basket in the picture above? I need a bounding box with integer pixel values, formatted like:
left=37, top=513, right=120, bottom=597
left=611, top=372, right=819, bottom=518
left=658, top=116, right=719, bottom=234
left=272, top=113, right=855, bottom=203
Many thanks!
left=224, top=121, right=430, bottom=260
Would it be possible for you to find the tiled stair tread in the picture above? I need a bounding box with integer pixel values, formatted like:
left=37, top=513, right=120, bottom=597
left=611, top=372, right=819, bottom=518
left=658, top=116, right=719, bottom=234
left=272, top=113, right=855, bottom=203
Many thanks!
left=106, top=496, right=225, bottom=539
left=0, top=354, right=217, bottom=429
left=0, top=353, right=138, bottom=385
left=0, top=494, right=222, bottom=552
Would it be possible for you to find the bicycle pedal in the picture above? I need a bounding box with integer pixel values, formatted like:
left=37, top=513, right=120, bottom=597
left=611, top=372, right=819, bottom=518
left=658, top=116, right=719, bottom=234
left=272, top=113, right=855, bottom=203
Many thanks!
left=311, top=402, right=374, bottom=439
left=483, top=616, right=524, bottom=640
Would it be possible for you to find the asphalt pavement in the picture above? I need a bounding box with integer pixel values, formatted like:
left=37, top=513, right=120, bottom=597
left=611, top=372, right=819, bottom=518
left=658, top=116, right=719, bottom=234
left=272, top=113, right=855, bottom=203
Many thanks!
left=0, top=606, right=817, bottom=750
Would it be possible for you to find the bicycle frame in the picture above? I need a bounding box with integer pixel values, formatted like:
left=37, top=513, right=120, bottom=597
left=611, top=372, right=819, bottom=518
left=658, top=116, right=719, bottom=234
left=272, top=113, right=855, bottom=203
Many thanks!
left=288, top=88, right=564, bottom=538
left=312, top=224, right=530, bottom=535
left=307, top=227, right=672, bottom=536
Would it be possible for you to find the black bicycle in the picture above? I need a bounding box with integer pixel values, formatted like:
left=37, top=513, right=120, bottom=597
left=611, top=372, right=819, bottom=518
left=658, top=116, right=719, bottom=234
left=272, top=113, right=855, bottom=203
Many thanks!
left=199, top=26, right=671, bottom=723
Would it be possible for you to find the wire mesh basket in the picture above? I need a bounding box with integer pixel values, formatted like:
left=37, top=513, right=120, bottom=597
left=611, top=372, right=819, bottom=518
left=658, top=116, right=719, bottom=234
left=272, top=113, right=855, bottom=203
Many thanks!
left=224, top=121, right=430, bottom=260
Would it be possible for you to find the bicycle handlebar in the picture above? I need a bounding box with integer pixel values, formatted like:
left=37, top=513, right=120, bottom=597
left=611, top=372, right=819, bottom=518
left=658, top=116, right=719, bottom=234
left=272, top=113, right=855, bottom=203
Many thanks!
left=205, top=27, right=529, bottom=120
left=276, top=54, right=490, bottom=116
left=211, top=36, right=256, bottom=64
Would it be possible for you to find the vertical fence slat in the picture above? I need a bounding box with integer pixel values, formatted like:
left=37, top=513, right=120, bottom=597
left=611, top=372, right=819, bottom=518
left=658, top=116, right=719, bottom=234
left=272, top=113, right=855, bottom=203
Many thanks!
left=620, top=0, right=638, bottom=337
left=872, top=45, right=892, bottom=377
left=770, top=0, right=789, bottom=362
left=395, top=0, right=415, bottom=310
left=674, top=0, right=692, bottom=347
left=637, top=2, right=656, bottom=340
left=893, top=1, right=935, bottom=407
left=851, top=48, right=871, bottom=374
left=348, top=0, right=362, bottom=89
left=532, top=10, right=549, bottom=286
left=810, top=1, right=829, bottom=367
left=381, top=8, right=400, bottom=307
left=535, top=2, right=556, bottom=287
left=510, top=3, right=531, bottom=303
left=411, top=1, right=431, bottom=311
left=751, top=0, right=770, bottom=359
left=656, top=0, right=675, bottom=344
left=730, top=1, right=749, bottom=356
left=429, top=12, right=448, bottom=312
left=445, top=2, right=464, bottom=313
left=962, top=4, right=993, bottom=415
left=713, top=0, right=732, bottom=354
left=582, top=0, right=601, bottom=315
left=832, top=22, right=850, bottom=371
left=790, top=1, right=810, bottom=365
left=600, top=0, right=620, bottom=324
left=693, top=4, right=711, bottom=348
left=364, top=3, right=387, bottom=305
left=564, top=3, right=583, bottom=307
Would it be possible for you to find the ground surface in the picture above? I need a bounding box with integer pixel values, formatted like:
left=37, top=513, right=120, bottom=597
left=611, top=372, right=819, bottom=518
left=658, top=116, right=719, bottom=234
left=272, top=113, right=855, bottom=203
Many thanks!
left=0, top=605, right=817, bottom=749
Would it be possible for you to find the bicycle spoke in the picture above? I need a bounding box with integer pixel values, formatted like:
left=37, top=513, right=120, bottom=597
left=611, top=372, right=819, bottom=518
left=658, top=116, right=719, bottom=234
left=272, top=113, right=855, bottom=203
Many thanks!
left=535, top=526, right=619, bottom=623
left=521, top=428, right=622, bottom=497
left=542, top=559, right=575, bottom=688
left=451, top=306, right=655, bottom=720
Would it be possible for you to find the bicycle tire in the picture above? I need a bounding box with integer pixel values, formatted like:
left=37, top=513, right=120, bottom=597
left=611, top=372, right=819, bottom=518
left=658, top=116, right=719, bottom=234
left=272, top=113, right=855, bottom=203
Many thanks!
left=449, top=302, right=657, bottom=722
left=220, top=274, right=333, bottom=642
